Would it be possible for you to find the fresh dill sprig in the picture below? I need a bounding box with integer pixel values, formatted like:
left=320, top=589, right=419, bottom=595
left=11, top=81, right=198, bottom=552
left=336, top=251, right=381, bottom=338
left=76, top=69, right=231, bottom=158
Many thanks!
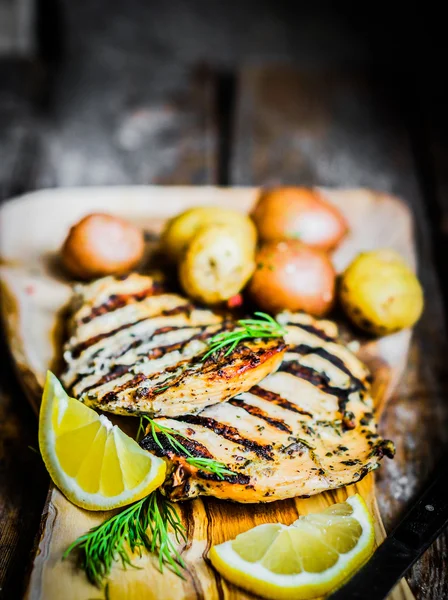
left=203, top=312, right=286, bottom=360
left=136, top=417, right=146, bottom=443
left=140, top=416, right=236, bottom=480
left=63, top=490, right=187, bottom=587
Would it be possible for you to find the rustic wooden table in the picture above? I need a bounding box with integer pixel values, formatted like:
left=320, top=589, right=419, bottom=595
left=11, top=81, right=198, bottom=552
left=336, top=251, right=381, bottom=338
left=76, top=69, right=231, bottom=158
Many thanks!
left=1, top=2, right=447, bottom=599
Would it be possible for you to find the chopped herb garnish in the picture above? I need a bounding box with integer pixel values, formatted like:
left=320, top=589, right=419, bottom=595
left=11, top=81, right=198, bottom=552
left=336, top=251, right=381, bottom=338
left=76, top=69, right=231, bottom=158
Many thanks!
left=203, top=312, right=286, bottom=360
left=141, top=417, right=236, bottom=480
left=63, top=491, right=187, bottom=586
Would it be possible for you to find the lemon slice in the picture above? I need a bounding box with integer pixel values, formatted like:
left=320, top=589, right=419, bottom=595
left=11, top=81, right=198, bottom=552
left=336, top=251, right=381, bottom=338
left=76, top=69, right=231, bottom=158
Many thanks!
left=209, top=494, right=374, bottom=600
left=39, top=372, right=166, bottom=510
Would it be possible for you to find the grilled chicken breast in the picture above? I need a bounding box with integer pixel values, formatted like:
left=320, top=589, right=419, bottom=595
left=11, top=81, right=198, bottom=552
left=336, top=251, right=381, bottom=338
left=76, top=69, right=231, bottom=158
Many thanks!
left=62, top=274, right=286, bottom=417
left=140, top=311, right=394, bottom=502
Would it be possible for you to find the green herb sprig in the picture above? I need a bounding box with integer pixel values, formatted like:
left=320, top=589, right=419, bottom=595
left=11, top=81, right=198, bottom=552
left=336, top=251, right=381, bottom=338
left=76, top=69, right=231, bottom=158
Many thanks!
left=140, top=416, right=236, bottom=480
left=203, top=312, right=286, bottom=360
left=63, top=490, right=187, bottom=586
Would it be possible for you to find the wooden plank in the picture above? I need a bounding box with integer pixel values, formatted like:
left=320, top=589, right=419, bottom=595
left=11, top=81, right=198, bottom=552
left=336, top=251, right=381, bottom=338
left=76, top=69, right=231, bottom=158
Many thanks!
left=0, top=64, right=217, bottom=600
left=404, top=77, right=448, bottom=599
left=0, top=342, right=49, bottom=600
left=0, top=186, right=414, bottom=600
left=0, top=58, right=49, bottom=600
left=231, top=66, right=448, bottom=599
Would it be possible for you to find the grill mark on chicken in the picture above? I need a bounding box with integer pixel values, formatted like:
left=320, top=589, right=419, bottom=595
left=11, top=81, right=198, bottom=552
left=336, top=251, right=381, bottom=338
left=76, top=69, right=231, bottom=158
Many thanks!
left=140, top=431, right=250, bottom=484
left=68, top=324, right=188, bottom=390
left=289, top=345, right=365, bottom=392
left=140, top=432, right=214, bottom=460
left=64, top=274, right=287, bottom=417
left=249, top=385, right=313, bottom=417
left=199, top=341, right=287, bottom=377
left=140, top=311, right=392, bottom=503
left=111, top=325, right=189, bottom=361
left=99, top=357, right=196, bottom=404
left=78, top=324, right=230, bottom=394
left=71, top=303, right=196, bottom=358
left=279, top=360, right=353, bottom=404
left=228, top=398, right=292, bottom=433
left=285, top=322, right=335, bottom=342
left=92, top=338, right=286, bottom=409
left=89, top=324, right=209, bottom=367
left=176, top=415, right=274, bottom=460
left=80, top=285, right=163, bottom=324
left=71, top=317, right=150, bottom=359
left=196, top=470, right=251, bottom=485
left=100, top=373, right=149, bottom=404
left=79, top=363, right=131, bottom=393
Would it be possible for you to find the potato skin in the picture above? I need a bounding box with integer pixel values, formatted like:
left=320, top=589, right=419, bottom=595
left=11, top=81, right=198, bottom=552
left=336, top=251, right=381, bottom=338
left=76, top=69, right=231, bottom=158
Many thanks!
left=179, top=225, right=255, bottom=305
left=162, top=206, right=257, bottom=263
left=340, top=249, right=424, bottom=335
left=248, top=240, right=336, bottom=316
left=62, top=213, right=145, bottom=279
left=251, top=187, right=347, bottom=250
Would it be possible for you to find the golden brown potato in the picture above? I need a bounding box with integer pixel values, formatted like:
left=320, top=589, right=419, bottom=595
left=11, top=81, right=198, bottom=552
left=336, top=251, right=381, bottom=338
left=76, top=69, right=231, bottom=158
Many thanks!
left=162, top=206, right=257, bottom=263
left=179, top=225, right=255, bottom=305
left=248, top=240, right=336, bottom=316
left=62, top=213, right=145, bottom=279
left=339, top=249, right=424, bottom=335
left=251, top=187, right=347, bottom=251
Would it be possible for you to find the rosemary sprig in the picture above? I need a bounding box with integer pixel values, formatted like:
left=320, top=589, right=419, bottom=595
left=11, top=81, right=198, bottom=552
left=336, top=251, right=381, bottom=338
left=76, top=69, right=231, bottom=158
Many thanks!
left=63, top=490, right=187, bottom=587
left=203, top=311, right=286, bottom=360
left=141, top=416, right=236, bottom=480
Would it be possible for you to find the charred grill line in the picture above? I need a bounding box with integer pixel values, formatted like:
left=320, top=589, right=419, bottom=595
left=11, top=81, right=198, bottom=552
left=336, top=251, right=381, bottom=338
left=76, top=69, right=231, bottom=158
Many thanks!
left=250, top=385, right=313, bottom=417
left=197, top=470, right=251, bottom=485
left=90, top=334, right=285, bottom=407
left=140, top=430, right=250, bottom=484
left=77, top=363, right=130, bottom=393
left=176, top=415, right=274, bottom=460
left=99, top=373, right=148, bottom=405
left=85, top=322, right=216, bottom=368
left=70, top=303, right=196, bottom=358
left=287, top=322, right=335, bottom=342
left=97, top=325, right=187, bottom=363
left=76, top=324, right=230, bottom=395
left=278, top=360, right=358, bottom=425
left=80, top=285, right=163, bottom=324
left=288, top=345, right=366, bottom=391
left=279, top=360, right=354, bottom=403
left=140, top=431, right=215, bottom=460
left=228, top=398, right=292, bottom=433
left=70, top=317, right=150, bottom=359
left=95, top=359, right=192, bottom=404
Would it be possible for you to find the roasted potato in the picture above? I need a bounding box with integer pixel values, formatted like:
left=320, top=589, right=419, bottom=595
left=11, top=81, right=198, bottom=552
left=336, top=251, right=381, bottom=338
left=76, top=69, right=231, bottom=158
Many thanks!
left=251, top=187, right=347, bottom=251
left=62, top=213, right=145, bottom=279
left=248, top=240, right=336, bottom=316
left=179, top=225, right=255, bottom=304
left=340, top=249, right=424, bottom=335
left=162, top=206, right=257, bottom=263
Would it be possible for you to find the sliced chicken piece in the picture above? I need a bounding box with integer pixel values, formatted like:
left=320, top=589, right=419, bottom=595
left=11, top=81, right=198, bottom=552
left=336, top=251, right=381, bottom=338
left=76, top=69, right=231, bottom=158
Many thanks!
left=140, top=311, right=394, bottom=502
left=62, top=274, right=286, bottom=417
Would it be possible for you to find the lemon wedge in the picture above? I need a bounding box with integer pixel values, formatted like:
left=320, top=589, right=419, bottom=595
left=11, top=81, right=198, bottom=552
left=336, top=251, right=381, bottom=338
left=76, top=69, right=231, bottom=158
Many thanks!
left=209, top=494, right=374, bottom=600
left=38, top=372, right=166, bottom=510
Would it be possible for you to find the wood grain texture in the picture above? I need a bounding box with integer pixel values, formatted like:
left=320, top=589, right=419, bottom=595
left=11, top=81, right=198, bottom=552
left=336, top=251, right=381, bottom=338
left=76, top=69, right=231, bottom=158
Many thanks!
left=0, top=56, right=217, bottom=598
left=0, top=57, right=50, bottom=600
left=0, top=186, right=414, bottom=600
left=231, top=66, right=448, bottom=599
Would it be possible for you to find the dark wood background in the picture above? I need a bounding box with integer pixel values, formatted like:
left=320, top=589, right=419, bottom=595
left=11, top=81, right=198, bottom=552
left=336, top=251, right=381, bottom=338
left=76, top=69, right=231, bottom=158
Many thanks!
left=1, top=1, right=448, bottom=598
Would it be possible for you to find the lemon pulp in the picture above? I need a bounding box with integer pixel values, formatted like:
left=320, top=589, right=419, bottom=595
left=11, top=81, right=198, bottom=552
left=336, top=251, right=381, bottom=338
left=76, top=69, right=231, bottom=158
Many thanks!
left=210, top=494, right=374, bottom=600
left=39, top=372, right=166, bottom=510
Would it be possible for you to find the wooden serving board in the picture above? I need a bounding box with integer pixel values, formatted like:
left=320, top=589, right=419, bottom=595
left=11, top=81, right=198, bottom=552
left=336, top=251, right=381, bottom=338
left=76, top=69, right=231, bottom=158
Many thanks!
left=0, top=186, right=415, bottom=600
